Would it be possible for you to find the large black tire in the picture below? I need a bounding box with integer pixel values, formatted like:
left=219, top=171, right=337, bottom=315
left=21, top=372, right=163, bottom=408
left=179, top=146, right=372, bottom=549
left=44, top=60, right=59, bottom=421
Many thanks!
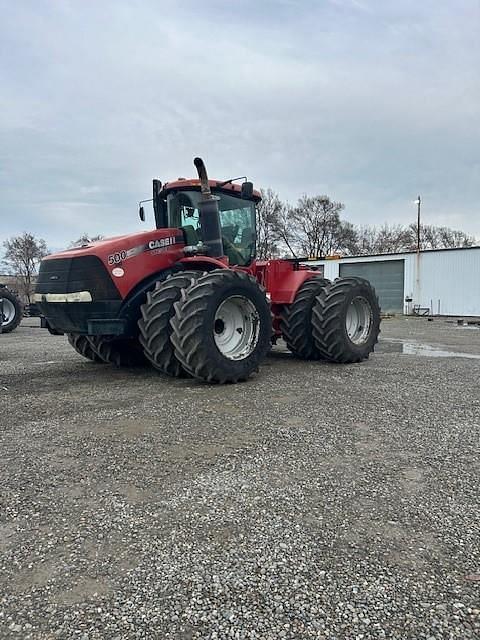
left=138, top=271, right=202, bottom=377
left=67, top=334, right=104, bottom=363
left=171, top=269, right=271, bottom=384
left=0, top=289, right=23, bottom=333
left=88, top=336, right=146, bottom=367
left=312, top=277, right=381, bottom=363
left=280, top=276, right=331, bottom=359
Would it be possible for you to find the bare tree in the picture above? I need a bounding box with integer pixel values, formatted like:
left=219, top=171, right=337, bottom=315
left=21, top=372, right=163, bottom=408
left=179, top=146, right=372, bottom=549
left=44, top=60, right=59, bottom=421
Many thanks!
left=277, top=195, right=355, bottom=257
left=441, top=227, right=476, bottom=248
left=407, top=223, right=475, bottom=250
left=355, top=225, right=378, bottom=255
left=355, top=223, right=411, bottom=255
left=70, top=233, right=105, bottom=247
left=254, top=189, right=284, bottom=259
left=2, top=233, right=48, bottom=303
left=355, top=222, right=476, bottom=255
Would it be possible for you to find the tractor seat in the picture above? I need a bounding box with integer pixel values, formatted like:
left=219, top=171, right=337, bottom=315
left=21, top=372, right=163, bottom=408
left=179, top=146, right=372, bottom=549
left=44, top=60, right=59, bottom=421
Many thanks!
left=182, top=225, right=199, bottom=246
left=221, top=225, right=239, bottom=243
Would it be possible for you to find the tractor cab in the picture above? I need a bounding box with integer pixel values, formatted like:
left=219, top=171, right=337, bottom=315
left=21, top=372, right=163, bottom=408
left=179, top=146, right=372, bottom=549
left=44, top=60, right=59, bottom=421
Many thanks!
left=149, top=179, right=261, bottom=266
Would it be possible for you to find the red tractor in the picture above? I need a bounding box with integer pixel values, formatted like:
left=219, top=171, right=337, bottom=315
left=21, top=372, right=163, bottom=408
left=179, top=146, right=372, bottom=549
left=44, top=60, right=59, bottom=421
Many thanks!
left=35, top=158, right=380, bottom=383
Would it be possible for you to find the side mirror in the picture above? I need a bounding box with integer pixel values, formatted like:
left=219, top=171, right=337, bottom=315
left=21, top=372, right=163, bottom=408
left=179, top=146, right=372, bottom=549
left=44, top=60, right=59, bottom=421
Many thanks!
left=139, top=205, right=145, bottom=221
left=241, top=181, right=254, bottom=199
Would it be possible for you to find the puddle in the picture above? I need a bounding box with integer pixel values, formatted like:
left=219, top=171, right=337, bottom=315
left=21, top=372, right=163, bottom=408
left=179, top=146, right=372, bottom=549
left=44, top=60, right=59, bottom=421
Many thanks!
left=378, top=340, right=480, bottom=360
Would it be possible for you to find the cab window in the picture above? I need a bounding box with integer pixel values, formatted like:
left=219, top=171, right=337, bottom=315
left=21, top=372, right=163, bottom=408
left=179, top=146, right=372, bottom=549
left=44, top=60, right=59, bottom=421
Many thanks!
left=167, top=190, right=256, bottom=266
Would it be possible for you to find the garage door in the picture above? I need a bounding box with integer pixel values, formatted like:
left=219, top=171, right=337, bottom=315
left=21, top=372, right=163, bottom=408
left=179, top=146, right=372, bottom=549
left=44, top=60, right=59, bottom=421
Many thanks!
left=339, top=260, right=404, bottom=314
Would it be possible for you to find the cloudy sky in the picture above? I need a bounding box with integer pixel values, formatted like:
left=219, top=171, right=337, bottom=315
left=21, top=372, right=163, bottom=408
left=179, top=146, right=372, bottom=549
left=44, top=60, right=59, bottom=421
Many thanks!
left=1, top=0, right=479, bottom=250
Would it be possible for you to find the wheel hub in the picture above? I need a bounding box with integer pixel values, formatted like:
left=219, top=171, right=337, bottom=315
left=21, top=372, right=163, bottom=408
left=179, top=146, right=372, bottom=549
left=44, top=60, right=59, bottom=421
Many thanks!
left=214, top=318, right=225, bottom=335
left=1, top=299, right=16, bottom=325
left=213, top=295, right=260, bottom=360
left=346, top=296, right=373, bottom=345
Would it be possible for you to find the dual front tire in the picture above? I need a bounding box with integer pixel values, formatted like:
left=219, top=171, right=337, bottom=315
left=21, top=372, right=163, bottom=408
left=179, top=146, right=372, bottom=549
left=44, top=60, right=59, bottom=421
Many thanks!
left=140, top=269, right=271, bottom=383
left=138, top=271, right=202, bottom=377
left=169, top=270, right=271, bottom=383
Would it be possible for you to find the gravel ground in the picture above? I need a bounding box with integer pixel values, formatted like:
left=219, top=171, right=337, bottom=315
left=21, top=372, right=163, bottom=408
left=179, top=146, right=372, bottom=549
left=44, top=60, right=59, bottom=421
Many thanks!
left=0, top=317, right=479, bottom=639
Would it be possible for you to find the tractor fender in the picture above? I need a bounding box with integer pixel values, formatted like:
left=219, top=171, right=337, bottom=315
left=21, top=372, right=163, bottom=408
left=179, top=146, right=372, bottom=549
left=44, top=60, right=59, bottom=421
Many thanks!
left=119, top=268, right=175, bottom=333
left=119, top=261, right=223, bottom=333
left=178, top=256, right=228, bottom=270
left=269, top=269, right=320, bottom=305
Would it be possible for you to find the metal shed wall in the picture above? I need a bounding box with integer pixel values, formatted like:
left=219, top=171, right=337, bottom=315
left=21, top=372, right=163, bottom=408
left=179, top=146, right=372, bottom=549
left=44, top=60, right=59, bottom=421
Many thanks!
left=311, top=247, right=480, bottom=316
left=416, top=249, right=480, bottom=316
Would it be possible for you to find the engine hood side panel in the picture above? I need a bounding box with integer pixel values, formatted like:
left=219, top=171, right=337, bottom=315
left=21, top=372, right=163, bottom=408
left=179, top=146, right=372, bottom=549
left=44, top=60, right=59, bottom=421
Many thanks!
left=39, top=229, right=186, bottom=299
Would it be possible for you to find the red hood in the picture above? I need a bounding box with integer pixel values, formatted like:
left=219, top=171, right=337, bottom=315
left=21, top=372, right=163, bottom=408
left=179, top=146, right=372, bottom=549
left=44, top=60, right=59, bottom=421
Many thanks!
left=43, top=230, right=178, bottom=261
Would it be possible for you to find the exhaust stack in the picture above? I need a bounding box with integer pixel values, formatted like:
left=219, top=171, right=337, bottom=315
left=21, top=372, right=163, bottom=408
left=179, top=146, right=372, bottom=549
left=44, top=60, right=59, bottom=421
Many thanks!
left=193, top=157, right=224, bottom=258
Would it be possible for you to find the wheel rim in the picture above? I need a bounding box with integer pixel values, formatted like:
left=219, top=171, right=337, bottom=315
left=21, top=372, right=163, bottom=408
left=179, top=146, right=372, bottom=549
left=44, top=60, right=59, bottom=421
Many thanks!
left=213, top=295, right=260, bottom=360
left=346, top=296, right=373, bottom=345
left=1, top=299, right=16, bottom=325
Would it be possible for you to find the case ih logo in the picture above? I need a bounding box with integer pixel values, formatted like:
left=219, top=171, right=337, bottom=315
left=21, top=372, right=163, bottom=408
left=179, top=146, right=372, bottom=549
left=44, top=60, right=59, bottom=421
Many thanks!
left=148, top=237, right=176, bottom=250
left=108, top=237, right=179, bottom=266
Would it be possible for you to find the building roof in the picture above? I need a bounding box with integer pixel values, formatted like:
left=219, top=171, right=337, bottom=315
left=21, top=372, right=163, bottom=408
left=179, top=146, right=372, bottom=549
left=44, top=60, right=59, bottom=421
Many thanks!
left=323, top=245, right=480, bottom=261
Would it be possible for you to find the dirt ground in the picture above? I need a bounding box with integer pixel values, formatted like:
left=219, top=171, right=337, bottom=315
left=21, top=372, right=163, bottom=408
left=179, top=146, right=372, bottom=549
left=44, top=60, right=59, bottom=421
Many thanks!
left=0, top=317, right=479, bottom=639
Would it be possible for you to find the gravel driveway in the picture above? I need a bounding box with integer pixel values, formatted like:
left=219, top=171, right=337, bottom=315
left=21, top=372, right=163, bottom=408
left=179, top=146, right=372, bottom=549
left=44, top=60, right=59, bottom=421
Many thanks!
left=0, top=317, right=479, bottom=639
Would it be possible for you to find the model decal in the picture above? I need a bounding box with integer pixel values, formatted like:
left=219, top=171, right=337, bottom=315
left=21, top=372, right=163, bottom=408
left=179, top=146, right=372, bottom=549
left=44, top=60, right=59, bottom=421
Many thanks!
left=108, top=250, right=127, bottom=265
left=107, top=236, right=181, bottom=266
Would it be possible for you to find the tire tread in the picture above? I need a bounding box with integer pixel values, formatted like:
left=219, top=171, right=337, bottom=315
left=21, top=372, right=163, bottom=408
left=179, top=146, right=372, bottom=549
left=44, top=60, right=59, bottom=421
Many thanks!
left=312, top=278, right=381, bottom=363
left=171, top=269, right=270, bottom=383
left=280, top=276, right=330, bottom=359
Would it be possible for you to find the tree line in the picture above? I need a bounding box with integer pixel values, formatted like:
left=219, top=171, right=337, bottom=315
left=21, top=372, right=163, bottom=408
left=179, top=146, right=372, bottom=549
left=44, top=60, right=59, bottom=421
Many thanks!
left=2, top=193, right=476, bottom=302
left=256, top=189, right=476, bottom=259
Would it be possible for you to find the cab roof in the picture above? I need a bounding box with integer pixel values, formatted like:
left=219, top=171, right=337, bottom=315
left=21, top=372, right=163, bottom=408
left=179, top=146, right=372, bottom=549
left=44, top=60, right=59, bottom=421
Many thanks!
left=163, top=178, right=262, bottom=203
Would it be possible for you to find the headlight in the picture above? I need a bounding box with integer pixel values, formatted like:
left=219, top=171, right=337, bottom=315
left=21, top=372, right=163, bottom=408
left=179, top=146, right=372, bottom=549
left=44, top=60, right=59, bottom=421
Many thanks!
left=33, top=291, right=93, bottom=303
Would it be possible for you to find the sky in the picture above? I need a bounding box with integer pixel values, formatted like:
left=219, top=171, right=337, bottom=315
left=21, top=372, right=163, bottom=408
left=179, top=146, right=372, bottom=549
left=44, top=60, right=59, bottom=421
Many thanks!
left=1, top=0, right=479, bottom=251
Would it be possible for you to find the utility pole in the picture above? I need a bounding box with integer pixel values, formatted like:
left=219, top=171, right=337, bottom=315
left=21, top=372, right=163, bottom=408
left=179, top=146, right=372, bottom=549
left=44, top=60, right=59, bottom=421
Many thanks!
left=414, top=195, right=422, bottom=314
left=416, top=195, right=421, bottom=252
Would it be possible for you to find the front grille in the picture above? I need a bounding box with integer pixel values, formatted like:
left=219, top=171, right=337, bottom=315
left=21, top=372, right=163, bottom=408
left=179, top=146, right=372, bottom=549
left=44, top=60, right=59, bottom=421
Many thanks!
left=36, top=256, right=121, bottom=301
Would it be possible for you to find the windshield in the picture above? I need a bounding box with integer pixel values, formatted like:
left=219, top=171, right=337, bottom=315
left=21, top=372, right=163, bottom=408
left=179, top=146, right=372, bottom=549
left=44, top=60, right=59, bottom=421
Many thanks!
left=166, top=190, right=256, bottom=266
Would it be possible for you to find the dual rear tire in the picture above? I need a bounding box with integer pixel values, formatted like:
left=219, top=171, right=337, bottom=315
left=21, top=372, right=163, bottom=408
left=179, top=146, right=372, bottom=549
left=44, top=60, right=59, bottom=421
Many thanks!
left=281, top=276, right=331, bottom=360
left=87, top=336, right=146, bottom=366
left=67, top=334, right=103, bottom=363
left=67, top=334, right=145, bottom=365
left=282, top=276, right=380, bottom=363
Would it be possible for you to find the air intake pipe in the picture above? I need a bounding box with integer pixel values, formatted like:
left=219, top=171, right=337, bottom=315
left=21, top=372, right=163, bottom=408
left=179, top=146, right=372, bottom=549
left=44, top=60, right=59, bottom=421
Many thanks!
left=193, top=157, right=224, bottom=258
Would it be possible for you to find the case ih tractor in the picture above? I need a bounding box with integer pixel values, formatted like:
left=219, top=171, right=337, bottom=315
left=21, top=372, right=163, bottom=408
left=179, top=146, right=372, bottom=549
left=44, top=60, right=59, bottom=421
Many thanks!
left=35, top=158, right=380, bottom=383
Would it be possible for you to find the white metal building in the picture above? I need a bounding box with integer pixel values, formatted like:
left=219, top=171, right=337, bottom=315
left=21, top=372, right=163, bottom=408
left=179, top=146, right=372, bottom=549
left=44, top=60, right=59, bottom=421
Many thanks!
left=312, top=246, right=480, bottom=316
